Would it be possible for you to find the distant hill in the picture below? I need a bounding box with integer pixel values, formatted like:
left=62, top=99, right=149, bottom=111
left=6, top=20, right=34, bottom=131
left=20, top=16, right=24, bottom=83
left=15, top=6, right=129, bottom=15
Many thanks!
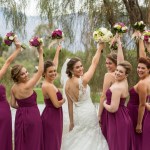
left=0, top=9, right=86, bottom=52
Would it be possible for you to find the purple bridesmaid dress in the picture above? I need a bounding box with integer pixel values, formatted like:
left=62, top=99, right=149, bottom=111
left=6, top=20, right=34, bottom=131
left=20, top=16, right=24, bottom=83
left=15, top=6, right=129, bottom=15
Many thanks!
left=142, top=95, right=150, bottom=150
left=14, top=91, right=43, bottom=150
left=41, top=91, right=63, bottom=150
left=0, top=85, right=12, bottom=150
left=101, top=89, right=135, bottom=150
left=127, top=88, right=147, bottom=150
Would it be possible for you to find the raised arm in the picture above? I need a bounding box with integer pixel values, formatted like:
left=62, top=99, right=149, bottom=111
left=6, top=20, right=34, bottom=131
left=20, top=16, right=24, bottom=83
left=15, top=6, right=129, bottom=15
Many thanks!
left=0, top=38, right=21, bottom=79
left=26, top=44, right=44, bottom=89
left=98, top=73, right=115, bottom=122
left=82, top=43, right=104, bottom=85
left=136, top=82, right=147, bottom=133
left=138, top=30, right=147, bottom=58
left=116, top=34, right=124, bottom=64
left=103, top=87, right=121, bottom=113
left=53, top=45, right=61, bottom=70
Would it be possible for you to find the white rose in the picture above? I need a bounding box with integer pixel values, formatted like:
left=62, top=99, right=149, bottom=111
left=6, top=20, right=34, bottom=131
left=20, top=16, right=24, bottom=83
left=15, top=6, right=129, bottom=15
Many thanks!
left=100, top=27, right=108, bottom=35
left=141, top=35, right=144, bottom=40
left=9, top=36, right=14, bottom=41
left=122, top=26, right=127, bottom=31
left=114, top=25, right=118, bottom=28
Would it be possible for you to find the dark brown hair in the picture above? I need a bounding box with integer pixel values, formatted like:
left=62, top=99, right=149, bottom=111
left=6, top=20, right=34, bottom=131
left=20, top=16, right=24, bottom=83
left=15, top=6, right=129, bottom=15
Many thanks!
left=107, top=52, right=117, bottom=65
left=66, top=57, right=81, bottom=78
left=11, top=64, right=23, bottom=83
left=118, top=61, right=132, bottom=75
left=138, top=57, right=150, bottom=74
left=43, top=60, right=55, bottom=77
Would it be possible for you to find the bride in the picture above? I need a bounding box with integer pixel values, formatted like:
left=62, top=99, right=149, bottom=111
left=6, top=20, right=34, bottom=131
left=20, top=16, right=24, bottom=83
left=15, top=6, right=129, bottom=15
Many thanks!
left=61, top=42, right=108, bottom=150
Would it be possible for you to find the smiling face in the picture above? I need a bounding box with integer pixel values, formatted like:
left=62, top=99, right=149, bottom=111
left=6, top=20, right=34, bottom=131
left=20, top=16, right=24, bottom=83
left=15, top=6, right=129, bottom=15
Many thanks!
left=137, top=63, right=149, bottom=79
left=106, top=58, right=116, bottom=72
left=18, top=67, right=29, bottom=83
left=72, top=61, right=84, bottom=77
left=44, top=66, right=57, bottom=81
left=115, top=65, right=127, bottom=81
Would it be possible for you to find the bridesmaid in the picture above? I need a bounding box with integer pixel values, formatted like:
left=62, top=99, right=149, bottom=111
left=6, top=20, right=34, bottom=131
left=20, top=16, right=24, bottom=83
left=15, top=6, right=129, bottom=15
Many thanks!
left=127, top=36, right=150, bottom=150
left=99, top=35, right=124, bottom=139
left=103, top=60, right=135, bottom=150
left=41, top=45, right=65, bottom=150
left=10, top=44, right=44, bottom=150
left=0, top=38, right=21, bottom=150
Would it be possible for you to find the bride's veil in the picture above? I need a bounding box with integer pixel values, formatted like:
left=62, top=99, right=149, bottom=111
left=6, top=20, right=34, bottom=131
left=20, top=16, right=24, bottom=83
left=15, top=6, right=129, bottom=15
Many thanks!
left=60, top=58, right=70, bottom=135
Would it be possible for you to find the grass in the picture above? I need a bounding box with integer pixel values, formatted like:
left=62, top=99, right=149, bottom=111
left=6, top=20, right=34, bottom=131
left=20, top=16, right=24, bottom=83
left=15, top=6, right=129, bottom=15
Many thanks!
left=34, top=87, right=101, bottom=104
left=34, top=88, right=44, bottom=104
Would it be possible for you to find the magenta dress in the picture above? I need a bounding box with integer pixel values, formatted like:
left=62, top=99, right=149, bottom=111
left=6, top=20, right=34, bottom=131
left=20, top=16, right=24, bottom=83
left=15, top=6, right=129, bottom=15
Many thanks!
left=127, top=88, right=147, bottom=150
left=41, top=91, right=63, bottom=150
left=101, top=89, right=135, bottom=150
left=0, top=84, right=12, bottom=150
left=142, top=95, right=150, bottom=150
left=14, top=91, right=43, bottom=150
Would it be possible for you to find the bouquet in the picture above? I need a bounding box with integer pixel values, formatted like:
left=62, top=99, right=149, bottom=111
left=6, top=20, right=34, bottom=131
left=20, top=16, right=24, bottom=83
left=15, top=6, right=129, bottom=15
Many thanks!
left=29, top=36, right=43, bottom=47
left=4, top=32, right=26, bottom=49
left=113, top=22, right=128, bottom=34
left=51, top=29, right=64, bottom=40
left=141, top=30, right=150, bottom=43
left=133, top=21, right=146, bottom=32
left=93, top=27, right=113, bottom=43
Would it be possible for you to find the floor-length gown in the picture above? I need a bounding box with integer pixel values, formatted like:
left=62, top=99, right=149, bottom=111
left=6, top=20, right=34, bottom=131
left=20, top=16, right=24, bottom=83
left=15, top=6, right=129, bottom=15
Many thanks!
left=127, top=88, right=147, bottom=150
left=0, top=84, right=12, bottom=150
left=142, top=95, right=150, bottom=150
left=14, top=91, right=43, bottom=150
left=61, top=78, right=108, bottom=150
left=41, top=91, right=63, bottom=150
left=101, top=89, right=135, bottom=150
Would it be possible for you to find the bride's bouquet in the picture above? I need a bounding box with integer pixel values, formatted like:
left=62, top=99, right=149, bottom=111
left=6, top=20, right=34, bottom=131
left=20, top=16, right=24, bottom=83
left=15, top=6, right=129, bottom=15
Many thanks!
left=29, top=36, right=43, bottom=47
left=4, top=32, right=26, bottom=49
left=141, top=30, right=150, bottom=43
left=133, top=21, right=146, bottom=32
left=113, top=22, right=128, bottom=34
left=93, top=27, right=113, bottom=43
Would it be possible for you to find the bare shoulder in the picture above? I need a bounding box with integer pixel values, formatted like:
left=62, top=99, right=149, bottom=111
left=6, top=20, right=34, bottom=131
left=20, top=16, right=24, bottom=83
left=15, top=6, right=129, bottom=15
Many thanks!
left=42, top=82, right=54, bottom=91
left=104, top=72, right=115, bottom=79
left=137, top=80, right=147, bottom=90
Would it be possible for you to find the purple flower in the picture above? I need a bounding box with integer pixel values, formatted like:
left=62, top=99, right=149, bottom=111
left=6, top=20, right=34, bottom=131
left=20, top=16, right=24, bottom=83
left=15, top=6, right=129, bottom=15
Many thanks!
left=29, top=36, right=42, bottom=47
left=4, top=39, right=13, bottom=46
left=51, top=29, right=63, bottom=39
left=144, top=36, right=149, bottom=42
left=6, top=32, right=15, bottom=37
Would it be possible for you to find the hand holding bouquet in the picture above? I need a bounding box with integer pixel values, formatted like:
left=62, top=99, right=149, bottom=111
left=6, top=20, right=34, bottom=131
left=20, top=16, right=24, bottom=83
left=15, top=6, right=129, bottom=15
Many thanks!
left=133, top=21, right=146, bottom=32
left=29, top=36, right=43, bottom=47
left=113, top=22, right=128, bottom=34
left=141, top=30, right=150, bottom=43
left=4, top=32, right=26, bottom=49
left=93, top=27, right=113, bottom=43
left=48, top=29, right=64, bottom=50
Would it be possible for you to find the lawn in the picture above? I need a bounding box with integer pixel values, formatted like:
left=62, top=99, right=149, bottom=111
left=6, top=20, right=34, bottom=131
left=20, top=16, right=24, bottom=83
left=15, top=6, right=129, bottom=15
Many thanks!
left=34, top=88, right=44, bottom=104
left=34, top=87, right=101, bottom=104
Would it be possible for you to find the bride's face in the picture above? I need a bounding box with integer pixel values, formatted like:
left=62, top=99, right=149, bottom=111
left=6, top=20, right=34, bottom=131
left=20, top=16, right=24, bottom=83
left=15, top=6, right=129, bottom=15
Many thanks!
left=72, top=61, right=84, bottom=77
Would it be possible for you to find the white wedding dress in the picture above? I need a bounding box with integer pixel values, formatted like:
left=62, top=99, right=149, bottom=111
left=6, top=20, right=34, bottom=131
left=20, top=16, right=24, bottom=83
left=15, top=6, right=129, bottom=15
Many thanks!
left=61, top=78, right=108, bottom=150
